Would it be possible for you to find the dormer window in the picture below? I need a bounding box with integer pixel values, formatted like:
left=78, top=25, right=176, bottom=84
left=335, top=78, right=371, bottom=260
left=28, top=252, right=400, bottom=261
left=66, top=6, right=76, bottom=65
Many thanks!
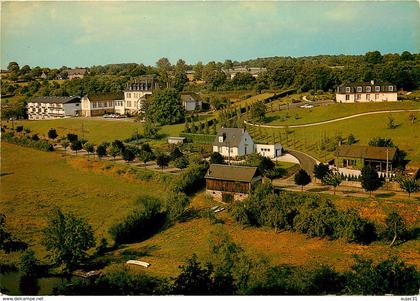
left=375, top=86, right=380, bottom=92
left=366, top=86, right=371, bottom=92
left=219, top=135, right=224, bottom=143
left=345, top=87, right=350, bottom=93
left=357, top=86, right=362, bottom=93
left=388, top=85, right=393, bottom=92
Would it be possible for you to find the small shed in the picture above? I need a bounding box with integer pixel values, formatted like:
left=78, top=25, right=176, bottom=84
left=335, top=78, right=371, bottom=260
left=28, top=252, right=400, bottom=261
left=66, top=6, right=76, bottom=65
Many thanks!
left=168, top=136, right=186, bottom=144
left=256, top=143, right=282, bottom=158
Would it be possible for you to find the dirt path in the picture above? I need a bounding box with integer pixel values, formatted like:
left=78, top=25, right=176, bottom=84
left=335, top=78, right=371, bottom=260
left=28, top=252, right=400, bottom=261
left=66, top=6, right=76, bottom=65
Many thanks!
left=245, top=108, right=420, bottom=129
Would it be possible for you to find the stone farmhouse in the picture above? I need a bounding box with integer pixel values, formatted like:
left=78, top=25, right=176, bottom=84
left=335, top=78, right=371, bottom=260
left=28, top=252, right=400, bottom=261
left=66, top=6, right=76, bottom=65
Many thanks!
left=27, top=96, right=81, bottom=120
left=181, top=92, right=202, bottom=112
left=205, top=164, right=262, bottom=202
left=336, top=80, right=397, bottom=103
left=334, top=145, right=397, bottom=177
left=81, top=92, right=124, bottom=117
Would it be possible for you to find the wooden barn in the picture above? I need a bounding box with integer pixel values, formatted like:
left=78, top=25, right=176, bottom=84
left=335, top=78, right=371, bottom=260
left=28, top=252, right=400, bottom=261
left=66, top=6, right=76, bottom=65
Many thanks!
left=205, top=164, right=262, bottom=202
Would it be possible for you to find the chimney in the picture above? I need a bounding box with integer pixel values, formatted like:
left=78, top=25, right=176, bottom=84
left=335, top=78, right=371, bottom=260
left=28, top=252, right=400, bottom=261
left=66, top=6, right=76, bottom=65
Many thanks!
left=370, top=80, right=374, bottom=85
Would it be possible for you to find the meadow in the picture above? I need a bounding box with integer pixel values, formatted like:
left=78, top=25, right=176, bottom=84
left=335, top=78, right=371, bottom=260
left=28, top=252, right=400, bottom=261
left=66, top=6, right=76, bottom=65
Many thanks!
left=248, top=110, right=420, bottom=165
left=264, top=100, right=420, bottom=126
left=1, top=143, right=419, bottom=279
left=10, top=118, right=184, bottom=145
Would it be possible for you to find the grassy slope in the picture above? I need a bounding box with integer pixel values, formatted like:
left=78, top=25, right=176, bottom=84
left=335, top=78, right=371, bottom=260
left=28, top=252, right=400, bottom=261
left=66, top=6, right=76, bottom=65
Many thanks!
left=1, top=143, right=419, bottom=277
left=0, top=143, right=164, bottom=260
left=248, top=110, right=420, bottom=165
left=264, top=101, right=420, bottom=126
left=115, top=193, right=420, bottom=278
left=10, top=118, right=184, bottom=145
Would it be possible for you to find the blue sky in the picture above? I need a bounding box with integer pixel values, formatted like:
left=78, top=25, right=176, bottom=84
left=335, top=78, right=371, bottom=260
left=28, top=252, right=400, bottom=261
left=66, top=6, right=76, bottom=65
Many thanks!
left=1, top=1, right=419, bottom=68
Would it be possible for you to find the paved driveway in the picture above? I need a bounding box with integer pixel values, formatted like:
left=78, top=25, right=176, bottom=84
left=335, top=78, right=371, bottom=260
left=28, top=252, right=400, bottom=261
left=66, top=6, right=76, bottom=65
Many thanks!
left=286, top=149, right=319, bottom=175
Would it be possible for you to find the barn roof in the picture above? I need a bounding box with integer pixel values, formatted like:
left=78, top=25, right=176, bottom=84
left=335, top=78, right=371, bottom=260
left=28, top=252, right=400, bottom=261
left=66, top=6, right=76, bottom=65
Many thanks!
left=205, top=164, right=259, bottom=183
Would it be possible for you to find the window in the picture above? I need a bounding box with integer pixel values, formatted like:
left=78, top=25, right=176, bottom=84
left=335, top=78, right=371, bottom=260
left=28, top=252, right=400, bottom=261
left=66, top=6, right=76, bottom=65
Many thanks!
left=345, top=95, right=350, bottom=101
left=345, top=87, right=351, bottom=93
left=366, top=94, right=370, bottom=101
left=356, top=94, right=361, bottom=100
left=375, top=86, right=380, bottom=92
left=366, top=86, right=371, bottom=92
left=75, top=103, right=79, bottom=106
left=92, top=102, right=97, bottom=108
left=375, top=94, right=379, bottom=100
left=127, top=101, right=132, bottom=107
left=357, top=86, right=362, bottom=92
left=98, top=102, right=103, bottom=108
left=388, top=85, right=393, bottom=92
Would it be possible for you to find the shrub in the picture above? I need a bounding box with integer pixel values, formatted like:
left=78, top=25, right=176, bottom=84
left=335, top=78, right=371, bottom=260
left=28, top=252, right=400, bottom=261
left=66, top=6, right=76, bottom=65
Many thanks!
left=171, top=161, right=209, bottom=195
left=109, top=196, right=166, bottom=245
left=174, top=156, right=189, bottom=169
left=16, top=125, right=23, bottom=132
left=165, top=192, right=190, bottom=221
left=19, top=249, right=39, bottom=276
left=334, top=209, right=377, bottom=244
left=2, top=132, right=54, bottom=151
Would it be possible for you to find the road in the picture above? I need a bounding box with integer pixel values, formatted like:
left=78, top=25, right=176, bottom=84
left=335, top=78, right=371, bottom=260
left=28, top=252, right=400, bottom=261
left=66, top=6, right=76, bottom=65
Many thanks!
left=286, top=149, right=319, bottom=175
left=245, top=108, right=420, bottom=129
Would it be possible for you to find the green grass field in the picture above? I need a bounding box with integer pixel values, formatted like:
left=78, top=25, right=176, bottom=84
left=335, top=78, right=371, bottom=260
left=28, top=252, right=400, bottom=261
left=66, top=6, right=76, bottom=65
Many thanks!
left=0, top=143, right=165, bottom=264
left=1, top=143, right=419, bottom=278
left=10, top=118, right=184, bottom=145
left=264, top=101, right=420, bottom=126
left=248, top=109, right=420, bottom=165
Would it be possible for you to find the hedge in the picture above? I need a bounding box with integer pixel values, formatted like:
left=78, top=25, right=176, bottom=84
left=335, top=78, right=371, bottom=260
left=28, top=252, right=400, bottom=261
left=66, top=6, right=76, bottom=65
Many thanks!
left=3, top=132, right=54, bottom=152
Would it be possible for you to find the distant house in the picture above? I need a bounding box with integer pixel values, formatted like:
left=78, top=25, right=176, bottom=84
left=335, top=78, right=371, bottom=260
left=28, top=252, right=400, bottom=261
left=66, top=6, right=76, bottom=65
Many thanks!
left=256, top=143, right=282, bottom=158
left=68, top=68, right=87, bottom=80
left=186, top=70, right=196, bottom=82
left=213, top=128, right=254, bottom=158
left=27, top=96, right=81, bottom=120
left=118, top=76, right=159, bottom=116
left=336, top=80, right=397, bottom=103
left=334, top=145, right=397, bottom=177
left=205, top=164, right=262, bottom=202
left=81, top=92, right=123, bottom=117
left=40, top=72, right=48, bottom=80
left=181, top=92, right=202, bottom=112
left=223, top=66, right=267, bottom=79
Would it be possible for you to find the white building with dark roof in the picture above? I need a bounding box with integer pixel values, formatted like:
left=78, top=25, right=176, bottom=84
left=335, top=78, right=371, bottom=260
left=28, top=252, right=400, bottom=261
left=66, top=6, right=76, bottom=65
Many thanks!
left=181, top=92, right=202, bottom=112
left=336, top=80, right=397, bottom=103
left=213, top=128, right=254, bottom=158
left=27, top=96, right=81, bottom=120
left=118, top=76, right=159, bottom=116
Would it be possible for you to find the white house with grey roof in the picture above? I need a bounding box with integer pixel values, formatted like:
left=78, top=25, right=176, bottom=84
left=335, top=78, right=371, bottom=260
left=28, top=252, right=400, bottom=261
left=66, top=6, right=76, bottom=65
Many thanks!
left=27, top=96, right=81, bottom=120
left=213, top=128, right=254, bottom=158
left=336, top=80, right=397, bottom=103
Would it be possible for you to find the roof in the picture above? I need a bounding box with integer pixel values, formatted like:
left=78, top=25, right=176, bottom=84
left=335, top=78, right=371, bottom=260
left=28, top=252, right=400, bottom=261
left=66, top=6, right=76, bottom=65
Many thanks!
left=67, top=68, right=87, bottom=76
left=205, top=164, right=259, bottom=182
left=85, top=92, right=124, bottom=101
left=213, top=128, right=248, bottom=147
left=337, top=81, right=396, bottom=94
left=336, top=145, right=397, bottom=161
left=180, top=92, right=203, bottom=102
left=29, top=96, right=81, bottom=104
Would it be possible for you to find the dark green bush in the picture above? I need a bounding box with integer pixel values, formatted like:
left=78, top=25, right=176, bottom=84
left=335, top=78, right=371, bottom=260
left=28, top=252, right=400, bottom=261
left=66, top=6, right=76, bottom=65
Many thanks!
left=109, top=197, right=166, bottom=245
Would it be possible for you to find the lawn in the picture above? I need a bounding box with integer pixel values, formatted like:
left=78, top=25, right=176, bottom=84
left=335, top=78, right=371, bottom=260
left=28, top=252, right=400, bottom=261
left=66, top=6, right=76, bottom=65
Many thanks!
left=264, top=101, right=420, bottom=126
left=10, top=118, right=184, bottom=145
left=248, top=110, right=420, bottom=165
left=1, top=143, right=419, bottom=279
left=107, top=192, right=420, bottom=278
left=0, top=143, right=166, bottom=263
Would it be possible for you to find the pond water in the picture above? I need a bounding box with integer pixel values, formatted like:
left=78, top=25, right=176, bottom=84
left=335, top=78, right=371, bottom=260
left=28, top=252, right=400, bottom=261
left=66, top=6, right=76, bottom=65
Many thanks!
left=0, top=271, right=69, bottom=296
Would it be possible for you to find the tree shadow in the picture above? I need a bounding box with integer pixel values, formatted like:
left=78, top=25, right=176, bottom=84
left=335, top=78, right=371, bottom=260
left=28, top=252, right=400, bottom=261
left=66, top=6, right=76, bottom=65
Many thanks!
left=0, top=172, right=14, bottom=177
